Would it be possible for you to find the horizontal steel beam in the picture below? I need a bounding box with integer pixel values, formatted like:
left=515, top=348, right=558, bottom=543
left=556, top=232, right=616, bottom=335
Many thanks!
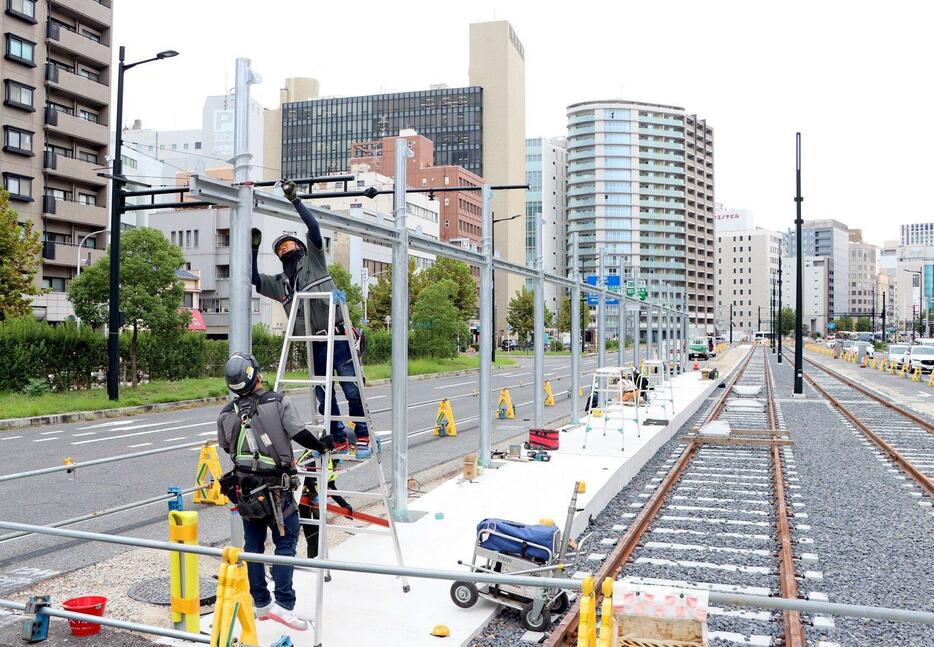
left=122, top=201, right=214, bottom=211
left=251, top=174, right=354, bottom=188
left=708, top=591, right=934, bottom=626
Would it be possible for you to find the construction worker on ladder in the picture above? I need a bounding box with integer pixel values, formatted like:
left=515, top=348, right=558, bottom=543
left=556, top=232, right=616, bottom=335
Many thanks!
left=296, top=450, right=353, bottom=559
left=216, top=352, right=336, bottom=631
left=251, top=179, right=371, bottom=458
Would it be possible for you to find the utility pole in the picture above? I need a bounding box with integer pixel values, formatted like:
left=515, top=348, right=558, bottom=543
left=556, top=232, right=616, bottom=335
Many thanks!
left=793, top=132, right=805, bottom=394
left=758, top=305, right=761, bottom=333
left=882, top=291, right=887, bottom=343
left=478, top=184, right=493, bottom=464
left=778, top=255, right=783, bottom=363
left=771, top=279, right=776, bottom=352
left=729, top=303, right=733, bottom=344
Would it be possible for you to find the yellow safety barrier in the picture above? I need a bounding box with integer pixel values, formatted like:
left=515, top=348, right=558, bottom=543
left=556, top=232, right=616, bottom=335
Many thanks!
left=577, top=576, right=596, bottom=647
left=912, top=367, right=922, bottom=382
left=169, top=511, right=200, bottom=633
left=889, top=361, right=897, bottom=375
left=878, top=358, right=887, bottom=372
left=193, top=444, right=229, bottom=506
left=900, top=362, right=909, bottom=378
left=596, top=577, right=618, bottom=647
left=433, top=398, right=457, bottom=436
left=497, top=388, right=515, bottom=419
left=927, top=371, right=934, bottom=387
left=210, top=547, right=257, bottom=647
left=861, top=356, right=870, bottom=368
left=544, top=380, right=555, bottom=407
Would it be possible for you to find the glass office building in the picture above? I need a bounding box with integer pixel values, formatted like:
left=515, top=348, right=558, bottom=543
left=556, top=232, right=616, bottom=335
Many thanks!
left=281, top=87, right=483, bottom=178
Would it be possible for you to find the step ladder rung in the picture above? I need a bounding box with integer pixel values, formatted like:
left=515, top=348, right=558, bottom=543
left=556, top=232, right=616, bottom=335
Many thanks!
left=279, top=376, right=361, bottom=385
left=287, top=335, right=353, bottom=342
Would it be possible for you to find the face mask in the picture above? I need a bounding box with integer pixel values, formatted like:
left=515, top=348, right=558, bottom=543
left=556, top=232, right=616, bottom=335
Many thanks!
left=280, top=249, right=305, bottom=265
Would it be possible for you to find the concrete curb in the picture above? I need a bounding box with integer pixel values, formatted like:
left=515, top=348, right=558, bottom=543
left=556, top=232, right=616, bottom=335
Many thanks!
left=0, top=363, right=519, bottom=432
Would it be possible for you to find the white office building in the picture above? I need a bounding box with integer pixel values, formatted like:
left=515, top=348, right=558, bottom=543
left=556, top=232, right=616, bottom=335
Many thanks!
left=901, top=223, right=934, bottom=246
left=525, top=137, right=567, bottom=314
left=848, top=230, right=878, bottom=318
left=781, top=256, right=831, bottom=335
left=783, top=219, right=849, bottom=318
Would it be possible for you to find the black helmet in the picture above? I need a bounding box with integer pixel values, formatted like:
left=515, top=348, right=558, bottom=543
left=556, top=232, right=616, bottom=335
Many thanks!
left=224, top=352, right=260, bottom=396
left=271, top=234, right=307, bottom=257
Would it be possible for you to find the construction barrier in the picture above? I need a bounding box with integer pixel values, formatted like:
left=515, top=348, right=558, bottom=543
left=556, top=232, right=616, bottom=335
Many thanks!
left=193, top=444, right=228, bottom=506
left=879, top=358, right=887, bottom=372
left=597, top=577, right=617, bottom=647
left=210, top=547, right=257, bottom=647
left=544, top=380, right=555, bottom=407
left=497, top=388, right=515, bottom=419
left=912, top=367, right=922, bottom=382
left=168, top=511, right=200, bottom=633
left=434, top=399, right=457, bottom=436
left=900, top=362, right=909, bottom=378
left=928, top=371, right=934, bottom=388
left=577, top=576, right=596, bottom=647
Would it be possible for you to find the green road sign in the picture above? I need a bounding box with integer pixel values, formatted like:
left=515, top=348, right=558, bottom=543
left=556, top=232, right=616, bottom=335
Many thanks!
left=626, top=279, right=636, bottom=297
left=638, top=279, right=648, bottom=301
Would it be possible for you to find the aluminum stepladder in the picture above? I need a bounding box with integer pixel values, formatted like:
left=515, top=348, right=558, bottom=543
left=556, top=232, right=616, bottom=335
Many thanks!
left=272, top=289, right=409, bottom=647
left=641, top=358, right=674, bottom=418
left=582, top=366, right=643, bottom=451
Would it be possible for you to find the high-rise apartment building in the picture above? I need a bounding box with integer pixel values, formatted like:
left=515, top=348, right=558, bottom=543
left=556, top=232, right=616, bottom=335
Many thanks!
left=525, top=137, right=567, bottom=313
left=784, top=219, right=849, bottom=318
left=1, top=0, right=113, bottom=322
left=715, top=224, right=782, bottom=337
left=901, top=222, right=934, bottom=246
left=565, top=100, right=715, bottom=336
left=848, top=229, right=878, bottom=317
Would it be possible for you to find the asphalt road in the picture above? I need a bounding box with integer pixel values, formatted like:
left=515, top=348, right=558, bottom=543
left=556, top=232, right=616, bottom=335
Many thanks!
left=0, top=353, right=606, bottom=595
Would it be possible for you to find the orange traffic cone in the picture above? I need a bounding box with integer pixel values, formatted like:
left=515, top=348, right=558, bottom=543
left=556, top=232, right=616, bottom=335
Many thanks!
left=692, top=359, right=699, bottom=371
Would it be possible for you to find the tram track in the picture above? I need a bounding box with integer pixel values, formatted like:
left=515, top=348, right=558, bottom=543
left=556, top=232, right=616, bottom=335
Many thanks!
left=545, top=345, right=814, bottom=647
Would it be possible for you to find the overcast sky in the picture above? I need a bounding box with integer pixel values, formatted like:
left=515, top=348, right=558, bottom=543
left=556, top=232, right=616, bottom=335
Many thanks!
left=115, top=0, right=932, bottom=246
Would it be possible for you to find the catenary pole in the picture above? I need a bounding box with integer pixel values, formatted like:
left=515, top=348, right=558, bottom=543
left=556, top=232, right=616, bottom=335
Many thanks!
left=618, top=257, right=626, bottom=368
left=778, top=254, right=783, bottom=363
left=647, top=279, right=654, bottom=358
left=229, top=57, right=256, bottom=358
left=106, top=47, right=127, bottom=401
left=533, top=206, right=545, bottom=429
left=390, top=138, right=412, bottom=521
left=794, top=133, right=805, bottom=393
left=729, top=303, right=733, bottom=344
left=597, top=252, right=606, bottom=369
left=656, top=279, right=663, bottom=360
left=634, top=268, right=641, bottom=368
left=570, top=233, right=581, bottom=423
left=478, top=185, right=493, bottom=464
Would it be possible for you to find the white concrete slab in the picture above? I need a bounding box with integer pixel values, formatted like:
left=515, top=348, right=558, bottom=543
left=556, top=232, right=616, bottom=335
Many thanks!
left=201, top=352, right=747, bottom=647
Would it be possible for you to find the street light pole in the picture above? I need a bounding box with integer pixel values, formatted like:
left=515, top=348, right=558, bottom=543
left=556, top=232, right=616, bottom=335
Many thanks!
left=729, top=303, right=733, bottom=344
left=778, top=255, right=783, bottom=363
left=491, top=212, right=523, bottom=361
left=793, top=132, right=804, bottom=393
left=76, top=229, right=106, bottom=278
left=106, top=46, right=178, bottom=401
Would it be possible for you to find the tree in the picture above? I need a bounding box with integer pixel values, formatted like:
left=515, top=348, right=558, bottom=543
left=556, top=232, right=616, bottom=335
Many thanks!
left=365, top=258, right=426, bottom=330
left=832, top=315, right=854, bottom=332
left=778, top=307, right=796, bottom=336
left=68, top=228, right=189, bottom=387
left=419, top=258, right=477, bottom=320
left=0, top=189, right=44, bottom=320
left=855, top=316, right=872, bottom=332
left=328, top=263, right=363, bottom=327
left=507, top=287, right=553, bottom=345
left=557, top=295, right=588, bottom=333
left=410, top=279, right=469, bottom=359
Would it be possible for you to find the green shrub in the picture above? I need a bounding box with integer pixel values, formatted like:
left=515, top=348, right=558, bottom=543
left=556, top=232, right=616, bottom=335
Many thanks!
left=365, top=329, right=391, bottom=364
left=0, top=317, right=106, bottom=392
left=23, top=377, right=50, bottom=397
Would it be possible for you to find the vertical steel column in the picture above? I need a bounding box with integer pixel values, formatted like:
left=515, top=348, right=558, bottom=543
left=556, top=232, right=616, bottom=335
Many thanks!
left=618, top=257, right=625, bottom=368
left=597, top=252, right=606, bottom=369
left=656, top=280, right=663, bottom=360
left=229, top=58, right=256, bottom=358
left=533, top=205, right=545, bottom=429
left=646, top=281, right=654, bottom=360
left=681, top=289, right=688, bottom=373
left=390, top=138, right=412, bottom=521
left=793, top=133, right=805, bottom=393
left=570, top=234, right=581, bottom=423
left=478, top=185, right=494, bottom=465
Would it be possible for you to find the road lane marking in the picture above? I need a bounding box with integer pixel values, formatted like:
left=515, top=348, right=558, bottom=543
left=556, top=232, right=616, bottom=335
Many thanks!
left=163, top=436, right=186, bottom=442
left=39, top=430, right=64, bottom=435
left=71, top=432, right=96, bottom=437
left=0, top=436, right=22, bottom=441
left=918, top=392, right=930, bottom=398
left=198, top=431, right=215, bottom=437
left=33, top=438, right=57, bottom=443
left=436, top=380, right=476, bottom=389
left=77, top=419, right=139, bottom=430
left=71, top=421, right=213, bottom=445
left=368, top=395, right=387, bottom=400
left=128, top=442, right=152, bottom=448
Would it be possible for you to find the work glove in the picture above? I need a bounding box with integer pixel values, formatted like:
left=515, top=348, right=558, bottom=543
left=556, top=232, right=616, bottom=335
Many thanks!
left=251, top=227, right=262, bottom=250
left=281, top=180, right=298, bottom=203
left=319, top=434, right=336, bottom=451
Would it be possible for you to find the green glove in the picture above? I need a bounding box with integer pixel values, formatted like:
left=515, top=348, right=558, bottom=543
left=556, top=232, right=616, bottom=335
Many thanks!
left=251, top=228, right=262, bottom=250
left=281, top=180, right=298, bottom=202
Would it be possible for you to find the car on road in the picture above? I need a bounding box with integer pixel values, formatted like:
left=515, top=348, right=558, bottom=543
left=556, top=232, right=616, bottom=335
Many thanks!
left=500, top=339, right=519, bottom=352
left=687, top=337, right=709, bottom=360
left=852, top=341, right=874, bottom=358
left=825, top=339, right=836, bottom=348
left=886, top=344, right=908, bottom=368
left=905, top=345, right=934, bottom=374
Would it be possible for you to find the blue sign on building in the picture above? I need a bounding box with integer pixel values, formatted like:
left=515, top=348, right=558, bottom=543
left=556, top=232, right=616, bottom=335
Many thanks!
left=585, top=275, right=621, bottom=306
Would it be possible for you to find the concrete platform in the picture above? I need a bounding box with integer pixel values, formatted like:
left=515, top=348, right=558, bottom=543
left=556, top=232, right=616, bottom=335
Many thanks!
left=200, top=351, right=746, bottom=647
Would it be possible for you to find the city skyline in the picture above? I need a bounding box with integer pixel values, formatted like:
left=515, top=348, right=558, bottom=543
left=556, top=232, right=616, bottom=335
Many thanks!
left=113, top=1, right=933, bottom=247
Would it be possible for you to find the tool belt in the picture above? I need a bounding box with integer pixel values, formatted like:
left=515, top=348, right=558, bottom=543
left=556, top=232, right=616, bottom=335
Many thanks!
left=228, top=470, right=298, bottom=523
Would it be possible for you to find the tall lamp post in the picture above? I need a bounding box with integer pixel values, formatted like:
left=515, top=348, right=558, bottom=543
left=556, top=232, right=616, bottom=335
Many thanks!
left=490, top=213, right=524, bottom=362
left=107, top=46, right=179, bottom=401
left=777, top=255, right=783, bottom=363
left=793, top=132, right=804, bottom=394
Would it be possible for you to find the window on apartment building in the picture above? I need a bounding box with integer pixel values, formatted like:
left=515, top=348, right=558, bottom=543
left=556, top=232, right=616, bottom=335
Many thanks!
left=5, top=33, right=35, bottom=65
left=194, top=141, right=202, bottom=150
left=3, top=126, right=32, bottom=154
left=41, top=276, right=66, bottom=292
left=183, top=293, right=194, bottom=308
left=185, top=230, right=191, bottom=247
left=80, top=28, right=101, bottom=43
left=2, top=173, right=31, bottom=200
left=6, top=0, right=36, bottom=22
left=77, top=67, right=100, bottom=83
left=216, top=265, right=230, bottom=279
left=78, top=193, right=96, bottom=206
left=45, top=187, right=69, bottom=201
left=193, top=230, right=199, bottom=247
left=171, top=231, right=177, bottom=246
left=79, top=109, right=99, bottom=123
left=3, top=79, right=33, bottom=110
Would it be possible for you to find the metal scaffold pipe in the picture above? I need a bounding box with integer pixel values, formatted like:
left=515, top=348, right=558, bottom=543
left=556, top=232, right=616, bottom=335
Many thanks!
left=570, top=233, right=582, bottom=423
left=618, top=257, right=626, bottom=369
left=478, top=184, right=494, bottom=464
left=533, top=203, right=545, bottom=429
left=597, top=252, right=606, bottom=369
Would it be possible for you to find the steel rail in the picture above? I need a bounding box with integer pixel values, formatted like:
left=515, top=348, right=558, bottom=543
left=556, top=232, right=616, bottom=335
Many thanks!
left=791, top=352, right=934, bottom=499
left=545, top=344, right=759, bottom=646
left=796, top=347, right=934, bottom=436
left=765, top=347, right=807, bottom=647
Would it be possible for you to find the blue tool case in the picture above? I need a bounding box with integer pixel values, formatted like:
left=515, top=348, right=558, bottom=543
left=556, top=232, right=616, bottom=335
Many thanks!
left=476, top=519, right=560, bottom=562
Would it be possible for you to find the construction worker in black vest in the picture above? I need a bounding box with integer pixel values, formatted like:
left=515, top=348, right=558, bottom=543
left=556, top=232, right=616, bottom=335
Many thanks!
left=250, top=180, right=371, bottom=458
left=216, top=352, right=335, bottom=631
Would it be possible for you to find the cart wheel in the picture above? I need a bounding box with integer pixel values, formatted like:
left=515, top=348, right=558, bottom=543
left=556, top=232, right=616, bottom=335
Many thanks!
left=523, top=441, right=530, bottom=449
left=550, top=591, right=570, bottom=614
left=520, top=603, right=551, bottom=632
left=450, top=581, right=479, bottom=608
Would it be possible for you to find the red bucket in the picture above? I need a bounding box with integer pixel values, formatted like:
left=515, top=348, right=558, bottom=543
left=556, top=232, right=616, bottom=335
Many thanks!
left=62, top=596, right=107, bottom=636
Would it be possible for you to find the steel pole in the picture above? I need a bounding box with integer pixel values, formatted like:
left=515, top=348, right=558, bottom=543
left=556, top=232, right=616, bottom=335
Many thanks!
left=478, top=185, right=493, bottom=464
left=778, top=256, right=783, bottom=363
left=597, top=252, right=606, bottom=369
left=533, top=209, right=545, bottom=429
left=106, top=47, right=126, bottom=401
left=729, top=303, right=733, bottom=344
left=229, top=57, right=256, bottom=358
left=618, top=258, right=625, bottom=368
left=570, top=233, right=581, bottom=423
left=882, top=291, right=887, bottom=343
left=647, top=281, right=654, bottom=359
left=390, top=138, right=411, bottom=521
left=655, top=280, right=663, bottom=360
left=681, top=289, right=688, bottom=373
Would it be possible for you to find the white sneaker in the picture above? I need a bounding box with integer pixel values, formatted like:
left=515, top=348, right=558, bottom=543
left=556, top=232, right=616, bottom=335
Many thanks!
left=257, top=602, right=308, bottom=631
left=253, top=601, right=274, bottom=619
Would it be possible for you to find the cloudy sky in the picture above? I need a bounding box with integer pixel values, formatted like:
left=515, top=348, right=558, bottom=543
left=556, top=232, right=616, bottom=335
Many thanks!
left=115, top=0, right=932, bottom=246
